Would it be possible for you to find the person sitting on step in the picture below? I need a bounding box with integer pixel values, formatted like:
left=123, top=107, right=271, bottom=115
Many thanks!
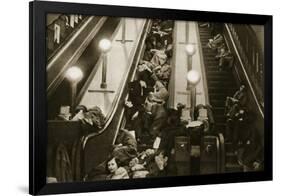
left=225, top=84, right=247, bottom=117
left=207, top=33, right=224, bottom=49
left=215, top=47, right=234, bottom=71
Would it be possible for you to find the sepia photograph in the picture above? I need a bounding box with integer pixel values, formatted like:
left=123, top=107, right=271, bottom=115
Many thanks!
left=29, top=1, right=273, bottom=194
left=46, top=14, right=265, bottom=183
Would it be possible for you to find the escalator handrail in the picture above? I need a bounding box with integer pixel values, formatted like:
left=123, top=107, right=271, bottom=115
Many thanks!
left=225, top=24, right=264, bottom=119
left=47, top=16, right=99, bottom=70
left=47, top=16, right=107, bottom=96
left=82, top=19, right=152, bottom=149
left=47, top=16, right=90, bottom=61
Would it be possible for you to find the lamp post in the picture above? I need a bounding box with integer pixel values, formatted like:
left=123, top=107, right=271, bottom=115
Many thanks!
left=185, top=43, right=196, bottom=71
left=65, top=66, right=83, bottom=114
left=186, top=70, right=201, bottom=121
left=185, top=43, right=197, bottom=120
left=99, top=38, right=112, bottom=89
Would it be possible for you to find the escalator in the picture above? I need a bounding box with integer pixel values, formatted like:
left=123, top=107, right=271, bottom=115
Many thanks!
left=47, top=19, right=152, bottom=182
left=198, top=23, right=264, bottom=172
left=198, top=25, right=242, bottom=172
left=47, top=17, right=121, bottom=119
left=198, top=26, right=238, bottom=133
left=82, top=19, right=152, bottom=175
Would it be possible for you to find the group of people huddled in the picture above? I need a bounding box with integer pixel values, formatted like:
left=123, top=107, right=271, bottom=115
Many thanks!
left=200, top=22, right=234, bottom=71
left=84, top=19, right=221, bottom=181
left=85, top=128, right=170, bottom=180
left=84, top=19, right=176, bottom=181
left=224, top=85, right=263, bottom=171
left=125, top=19, right=174, bottom=142
left=47, top=14, right=85, bottom=58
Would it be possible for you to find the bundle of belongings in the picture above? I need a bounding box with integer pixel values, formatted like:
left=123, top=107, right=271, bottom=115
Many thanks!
left=80, top=106, right=106, bottom=129
left=57, top=105, right=106, bottom=132
left=56, top=105, right=72, bottom=121
left=137, top=60, right=171, bottom=88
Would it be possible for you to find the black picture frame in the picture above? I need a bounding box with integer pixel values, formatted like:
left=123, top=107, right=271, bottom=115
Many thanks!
left=29, top=1, right=273, bottom=195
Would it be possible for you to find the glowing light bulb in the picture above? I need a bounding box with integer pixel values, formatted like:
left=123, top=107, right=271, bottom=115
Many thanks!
left=99, top=38, right=112, bottom=53
left=65, top=66, right=83, bottom=82
left=187, top=70, right=201, bottom=85
left=185, top=43, right=196, bottom=56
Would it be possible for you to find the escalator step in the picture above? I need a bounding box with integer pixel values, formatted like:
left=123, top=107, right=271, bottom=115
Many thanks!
left=206, top=72, right=233, bottom=77
left=214, top=122, right=226, bottom=130
left=210, top=100, right=226, bottom=107
left=207, top=75, right=233, bottom=80
left=225, top=163, right=243, bottom=172
left=208, top=87, right=236, bottom=95
left=209, top=94, right=227, bottom=101
left=199, top=31, right=211, bottom=34
left=206, top=70, right=232, bottom=75
left=204, top=61, right=219, bottom=66
left=208, top=80, right=236, bottom=87
left=213, top=107, right=225, bottom=115
left=205, top=66, right=220, bottom=70
left=204, top=53, right=220, bottom=57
